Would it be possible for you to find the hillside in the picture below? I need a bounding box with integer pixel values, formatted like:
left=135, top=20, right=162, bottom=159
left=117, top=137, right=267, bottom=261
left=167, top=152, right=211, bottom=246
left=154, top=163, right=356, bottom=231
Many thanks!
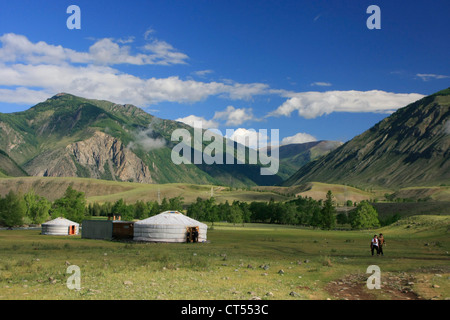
left=0, top=176, right=292, bottom=204
left=0, top=93, right=284, bottom=187
left=0, top=149, right=28, bottom=177
left=275, top=141, right=342, bottom=180
left=284, top=88, right=450, bottom=189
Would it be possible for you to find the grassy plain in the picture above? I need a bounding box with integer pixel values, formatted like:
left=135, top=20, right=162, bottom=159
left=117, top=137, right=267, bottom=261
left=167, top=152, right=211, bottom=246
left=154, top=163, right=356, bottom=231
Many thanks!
left=0, top=215, right=448, bottom=300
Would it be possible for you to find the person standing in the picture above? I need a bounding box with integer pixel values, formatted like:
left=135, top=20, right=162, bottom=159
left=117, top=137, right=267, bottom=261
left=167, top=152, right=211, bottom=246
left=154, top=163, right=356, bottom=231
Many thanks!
left=371, top=234, right=379, bottom=256
left=378, top=233, right=385, bottom=256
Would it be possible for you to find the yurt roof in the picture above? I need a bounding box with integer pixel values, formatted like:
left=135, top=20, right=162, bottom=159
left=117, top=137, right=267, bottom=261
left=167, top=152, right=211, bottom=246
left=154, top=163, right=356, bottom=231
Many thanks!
left=135, top=211, right=207, bottom=227
left=42, top=217, right=79, bottom=226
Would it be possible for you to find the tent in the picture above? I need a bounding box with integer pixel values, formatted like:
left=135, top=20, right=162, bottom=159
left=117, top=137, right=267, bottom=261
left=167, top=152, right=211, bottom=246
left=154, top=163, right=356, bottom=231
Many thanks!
left=41, top=217, right=79, bottom=235
left=133, top=211, right=207, bottom=243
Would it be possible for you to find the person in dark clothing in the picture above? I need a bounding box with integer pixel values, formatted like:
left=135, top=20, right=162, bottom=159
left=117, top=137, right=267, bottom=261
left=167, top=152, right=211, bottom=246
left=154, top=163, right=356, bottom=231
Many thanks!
left=378, top=233, right=385, bottom=256
left=186, top=230, right=191, bottom=243
left=193, top=228, right=199, bottom=243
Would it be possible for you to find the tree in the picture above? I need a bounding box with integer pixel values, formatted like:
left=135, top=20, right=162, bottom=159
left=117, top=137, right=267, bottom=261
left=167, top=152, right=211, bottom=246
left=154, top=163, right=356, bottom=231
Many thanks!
left=0, top=190, right=27, bottom=227
left=111, top=199, right=134, bottom=221
left=52, top=186, right=86, bottom=223
left=228, top=201, right=243, bottom=226
left=24, top=190, right=51, bottom=224
left=169, top=196, right=184, bottom=211
left=320, top=190, right=336, bottom=230
left=159, top=197, right=170, bottom=212
left=336, top=212, right=348, bottom=225
left=134, top=200, right=149, bottom=220
left=279, top=202, right=297, bottom=225
left=349, top=201, right=380, bottom=230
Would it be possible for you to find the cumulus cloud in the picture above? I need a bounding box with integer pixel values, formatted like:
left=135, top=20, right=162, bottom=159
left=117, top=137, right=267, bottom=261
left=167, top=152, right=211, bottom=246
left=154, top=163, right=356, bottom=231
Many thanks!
left=226, top=128, right=271, bottom=150
left=0, top=33, right=272, bottom=107
left=0, top=33, right=426, bottom=120
left=0, top=32, right=188, bottom=66
left=175, top=115, right=219, bottom=129
left=269, top=90, right=425, bottom=119
left=213, top=105, right=256, bottom=126
left=281, top=132, right=317, bottom=145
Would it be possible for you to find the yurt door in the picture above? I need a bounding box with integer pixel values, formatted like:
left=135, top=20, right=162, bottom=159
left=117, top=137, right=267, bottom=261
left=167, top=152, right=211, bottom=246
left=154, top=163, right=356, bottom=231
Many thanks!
left=69, top=225, right=75, bottom=235
left=186, top=227, right=199, bottom=243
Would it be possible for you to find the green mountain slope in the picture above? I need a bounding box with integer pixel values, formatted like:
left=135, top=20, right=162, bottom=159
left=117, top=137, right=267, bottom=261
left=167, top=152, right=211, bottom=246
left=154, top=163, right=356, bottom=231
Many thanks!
left=284, top=88, right=450, bottom=188
left=275, top=141, right=342, bottom=180
left=0, top=149, right=28, bottom=177
left=0, top=93, right=283, bottom=186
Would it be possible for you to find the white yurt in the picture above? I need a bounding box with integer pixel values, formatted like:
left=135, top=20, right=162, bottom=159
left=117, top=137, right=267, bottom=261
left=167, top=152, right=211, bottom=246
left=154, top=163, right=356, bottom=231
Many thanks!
left=133, top=211, right=207, bottom=243
left=41, top=217, right=79, bottom=236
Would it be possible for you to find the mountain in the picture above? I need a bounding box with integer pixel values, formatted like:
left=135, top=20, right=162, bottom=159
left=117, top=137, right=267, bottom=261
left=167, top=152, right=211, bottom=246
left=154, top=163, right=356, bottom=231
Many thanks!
left=0, top=149, right=28, bottom=177
left=264, top=141, right=343, bottom=180
left=284, top=88, right=450, bottom=189
left=0, top=93, right=284, bottom=187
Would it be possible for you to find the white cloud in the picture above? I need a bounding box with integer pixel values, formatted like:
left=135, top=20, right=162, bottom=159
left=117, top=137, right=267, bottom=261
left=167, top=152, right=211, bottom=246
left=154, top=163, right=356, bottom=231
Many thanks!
left=144, top=28, right=156, bottom=40
left=416, top=73, right=449, bottom=81
left=0, top=33, right=427, bottom=121
left=193, top=69, right=214, bottom=77
left=175, top=115, right=219, bottom=129
left=0, top=32, right=188, bottom=66
left=227, top=128, right=268, bottom=150
left=281, top=132, right=317, bottom=145
left=269, top=90, right=425, bottom=119
left=311, top=82, right=332, bottom=87
left=213, top=105, right=256, bottom=126
left=127, top=126, right=166, bottom=152
left=0, top=33, right=272, bottom=107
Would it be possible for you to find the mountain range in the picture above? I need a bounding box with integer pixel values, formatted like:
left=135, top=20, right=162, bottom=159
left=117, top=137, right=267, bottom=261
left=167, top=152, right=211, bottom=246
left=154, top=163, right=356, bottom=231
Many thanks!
left=284, top=88, right=450, bottom=188
left=0, top=93, right=340, bottom=187
left=1, top=88, right=448, bottom=190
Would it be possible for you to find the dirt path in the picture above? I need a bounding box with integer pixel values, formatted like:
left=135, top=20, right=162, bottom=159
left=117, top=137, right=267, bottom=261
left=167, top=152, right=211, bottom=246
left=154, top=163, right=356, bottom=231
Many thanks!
left=325, top=272, right=425, bottom=300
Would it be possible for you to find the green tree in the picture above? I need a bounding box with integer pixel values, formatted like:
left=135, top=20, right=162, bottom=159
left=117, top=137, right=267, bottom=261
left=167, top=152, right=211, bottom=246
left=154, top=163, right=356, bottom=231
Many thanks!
left=52, top=186, right=86, bottom=223
left=169, top=196, right=184, bottom=211
left=134, top=200, right=149, bottom=220
left=349, top=201, right=380, bottom=230
left=320, top=190, right=336, bottom=230
left=229, top=201, right=243, bottom=226
left=0, top=190, right=27, bottom=227
left=159, top=197, right=170, bottom=212
left=112, top=199, right=134, bottom=221
left=24, top=190, right=51, bottom=224
left=336, top=212, right=348, bottom=225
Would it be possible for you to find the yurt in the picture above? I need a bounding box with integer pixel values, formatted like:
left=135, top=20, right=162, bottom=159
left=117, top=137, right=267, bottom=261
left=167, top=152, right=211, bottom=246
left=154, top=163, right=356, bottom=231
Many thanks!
left=133, top=211, right=207, bottom=243
left=41, top=217, right=79, bottom=236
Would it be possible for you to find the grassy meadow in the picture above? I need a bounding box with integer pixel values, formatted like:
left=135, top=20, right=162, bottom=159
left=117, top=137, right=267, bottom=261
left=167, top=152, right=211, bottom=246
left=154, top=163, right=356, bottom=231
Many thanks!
left=0, top=215, right=448, bottom=300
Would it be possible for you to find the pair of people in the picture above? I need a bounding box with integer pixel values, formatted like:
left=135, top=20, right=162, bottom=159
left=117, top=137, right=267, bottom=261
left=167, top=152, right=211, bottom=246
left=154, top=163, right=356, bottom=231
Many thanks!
left=370, top=233, right=385, bottom=256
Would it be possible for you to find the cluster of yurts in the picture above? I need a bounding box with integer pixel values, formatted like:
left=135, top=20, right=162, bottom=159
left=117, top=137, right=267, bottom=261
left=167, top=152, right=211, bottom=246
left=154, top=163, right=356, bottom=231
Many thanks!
left=41, top=211, right=207, bottom=243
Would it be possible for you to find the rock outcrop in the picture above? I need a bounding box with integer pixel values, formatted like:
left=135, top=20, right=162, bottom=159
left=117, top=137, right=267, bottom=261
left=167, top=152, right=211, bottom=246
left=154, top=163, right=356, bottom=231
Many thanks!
left=25, top=131, right=153, bottom=183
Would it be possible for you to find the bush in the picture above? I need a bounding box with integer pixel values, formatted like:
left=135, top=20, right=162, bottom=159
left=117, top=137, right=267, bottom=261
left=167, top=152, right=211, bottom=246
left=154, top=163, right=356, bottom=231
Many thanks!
left=349, top=201, right=380, bottom=230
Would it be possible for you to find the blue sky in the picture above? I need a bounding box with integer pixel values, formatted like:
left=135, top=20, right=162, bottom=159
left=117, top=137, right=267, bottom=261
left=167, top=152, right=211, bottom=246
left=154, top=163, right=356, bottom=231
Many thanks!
left=0, top=0, right=449, bottom=144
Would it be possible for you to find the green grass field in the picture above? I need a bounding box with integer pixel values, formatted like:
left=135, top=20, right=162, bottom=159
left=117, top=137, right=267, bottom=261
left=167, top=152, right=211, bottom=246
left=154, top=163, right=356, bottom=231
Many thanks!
left=0, top=215, right=448, bottom=300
